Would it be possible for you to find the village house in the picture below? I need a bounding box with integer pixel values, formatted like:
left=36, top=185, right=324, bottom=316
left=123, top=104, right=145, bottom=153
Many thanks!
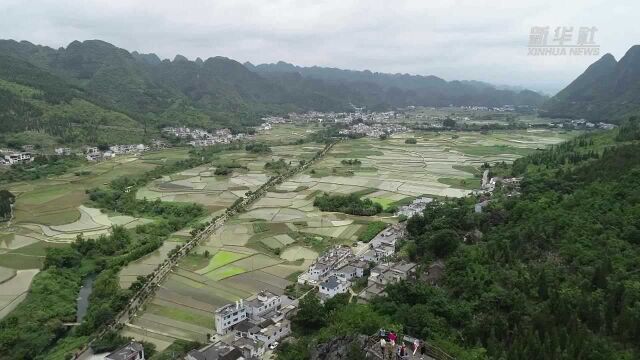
left=54, top=147, right=72, bottom=156
left=360, top=261, right=417, bottom=301
left=332, top=265, right=359, bottom=282
left=105, top=341, right=145, bottom=360
left=186, top=342, right=256, bottom=360
left=297, top=246, right=353, bottom=285
left=244, top=291, right=282, bottom=317
left=319, top=275, right=349, bottom=299
left=395, top=197, right=432, bottom=218
left=3, top=152, right=34, bottom=165
left=214, top=300, right=248, bottom=335
left=229, top=337, right=264, bottom=358
left=230, top=296, right=296, bottom=352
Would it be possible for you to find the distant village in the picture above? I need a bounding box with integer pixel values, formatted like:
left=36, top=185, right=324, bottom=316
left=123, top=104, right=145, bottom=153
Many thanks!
left=161, top=127, right=254, bottom=147
left=549, top=118, right=616, bottom=130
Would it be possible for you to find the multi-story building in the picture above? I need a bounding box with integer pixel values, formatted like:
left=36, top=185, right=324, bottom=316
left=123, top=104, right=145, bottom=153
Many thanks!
left=3, top=152, right=33, bottom=165
left=319, top=275, right=349, bottom=299
left=297, top=246, right=353, bottom=285
left=244, top=291, right=281, bottom=317
left=214, top=300, right=248, bottom=335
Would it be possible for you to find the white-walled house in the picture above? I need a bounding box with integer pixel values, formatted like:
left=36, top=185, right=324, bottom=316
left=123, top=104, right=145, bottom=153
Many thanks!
left=215, top=300, right=248, bottom=335
left=319, top=275, right=349, bottom=299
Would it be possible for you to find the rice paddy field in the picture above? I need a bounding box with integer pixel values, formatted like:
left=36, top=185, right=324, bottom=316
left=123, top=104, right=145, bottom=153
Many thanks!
left=254, top=122, right=321, bottom=144
left=296, top=129, right=575, bottom=200
left=120, top=129, right=578, bottom=350
left=0, top=149, right=191, bottom=318
left=136, top=144, right=325, bottom=214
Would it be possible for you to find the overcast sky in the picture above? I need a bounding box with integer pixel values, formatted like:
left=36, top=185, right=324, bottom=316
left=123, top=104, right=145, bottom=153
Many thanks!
left=1, top=0, right=638, bottom=94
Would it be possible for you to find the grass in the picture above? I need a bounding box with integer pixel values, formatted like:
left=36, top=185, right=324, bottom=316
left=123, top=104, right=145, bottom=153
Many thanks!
left=437, top=177, right=480, bottom=190
left=146, top=303, right=213, bottom=328
left=177, top=253, right=210, bottom=272
left=0, top=253, right=43, bottom=269
left=195, top=251, right=248, bottom=275
left=368, top=197, right=396, bottom=209
left=252, top=222, right=270, bottom=233
left=357, top=221, right=389, bottom=242
left=453, top=144, right=536, bottom=157
left=286, top=271, right=303, bottom=282
left=204, top=265, right=247, bottom=281
left=452, top=164, right=480, bottom=175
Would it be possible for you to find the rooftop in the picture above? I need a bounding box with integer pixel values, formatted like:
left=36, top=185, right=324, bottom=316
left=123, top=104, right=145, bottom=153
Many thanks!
left=321, top=275, right=344, bottom=290
left=105, top=342, right=144, bottom=360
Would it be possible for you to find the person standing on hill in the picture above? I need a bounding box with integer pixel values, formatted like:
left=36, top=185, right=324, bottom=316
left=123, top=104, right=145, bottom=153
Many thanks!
left=420, top=341, right=427, bottom=359
left=380, top=337, right=387, bottom=358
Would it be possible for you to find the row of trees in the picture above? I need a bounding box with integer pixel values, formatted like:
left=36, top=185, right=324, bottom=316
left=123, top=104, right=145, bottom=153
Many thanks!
left=0, top=145, right=216, bottom=359
left=0, top=190, right=14, bottom=221
left=0, top=155, right=86, bottom=184
left=313, top=193, right=383, bottom=216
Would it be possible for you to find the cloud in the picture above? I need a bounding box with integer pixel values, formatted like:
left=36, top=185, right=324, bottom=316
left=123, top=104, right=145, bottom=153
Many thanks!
left=0, top=0, right=637, bottom=93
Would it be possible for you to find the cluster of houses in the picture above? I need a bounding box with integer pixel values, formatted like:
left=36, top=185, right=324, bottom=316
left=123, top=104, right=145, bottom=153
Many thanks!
left=93, top=222, right=418, bottom=360
left=0, top=151, right=34, bottom=166
left=550, top=119, right=616, bottom=130
left=84, top=143, right=152, bottom=161
left=181, top=290, right=299, bottom=359
left=298, top=223, right=417, bottom=302
left=162, top=127, right=252, bottom=147
left=394, top=197, right=432, bottom=218
left=338, top=122, right=408, bottom=138
left=474, top=170, right=523, bottom=213
left=257, top=116, right=289, bottom=131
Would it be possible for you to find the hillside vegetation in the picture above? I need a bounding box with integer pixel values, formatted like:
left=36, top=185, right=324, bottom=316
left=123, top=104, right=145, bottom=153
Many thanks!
left=279, top=120, right=640, bottom=360
left=0, top=39, right=547, bottom=145
left=542, top=45, right=640, bottom=123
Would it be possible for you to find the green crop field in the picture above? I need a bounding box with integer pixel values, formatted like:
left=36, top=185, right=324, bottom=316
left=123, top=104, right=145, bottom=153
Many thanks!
left=118, top=129, right=580, bottom=350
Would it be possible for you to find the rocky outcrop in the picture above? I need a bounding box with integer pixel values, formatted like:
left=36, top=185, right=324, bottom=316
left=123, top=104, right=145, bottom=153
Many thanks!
left=310, top=335, right=371, bottom=360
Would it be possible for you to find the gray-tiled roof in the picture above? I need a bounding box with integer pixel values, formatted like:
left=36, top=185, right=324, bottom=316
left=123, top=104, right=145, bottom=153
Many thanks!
left=321, top=275, right=342, bottom=290
left=106, top=342, right=144, bottom=360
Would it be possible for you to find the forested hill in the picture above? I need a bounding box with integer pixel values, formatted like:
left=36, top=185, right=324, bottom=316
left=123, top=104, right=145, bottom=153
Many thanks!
left=278, top=119, right=640, bottom=360
left=0, top=39, right=546, bottom=142
left=0, top=53, right=142, bottom=145
left=541, top=44, right=640, bottom=123
left=246, top=61, right=548, bottom=109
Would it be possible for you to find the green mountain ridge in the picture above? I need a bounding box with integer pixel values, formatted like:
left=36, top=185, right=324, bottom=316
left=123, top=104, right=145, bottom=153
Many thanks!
left=247, top=60, right=548, bottom=108
left=0, top=39, right=548, bottom=144
left=541, top=45, right=640, bottom=123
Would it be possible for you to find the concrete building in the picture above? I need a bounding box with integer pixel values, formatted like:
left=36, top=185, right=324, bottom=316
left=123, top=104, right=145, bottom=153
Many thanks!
left=54, top=147, right=72, bottom=156
left=244, top=291, right=281, bottom=318
left=319, top=275, right=349, bottom=299
left=298, top=246, right=353, bottom=285
left=395, top=197, right=432, bottom=218
left=3, top=152, right=33, bottom=165
left=105, top=342, right=145, bottom=360
left=333, top=265, right=359, bottom=282
left=215, top=300, right=248, bottom=335
left=186, top=342, right=253, bottom=360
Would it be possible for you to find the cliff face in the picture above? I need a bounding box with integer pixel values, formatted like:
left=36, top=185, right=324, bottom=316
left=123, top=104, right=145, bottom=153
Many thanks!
left=310, top=335, right=371, bottom=360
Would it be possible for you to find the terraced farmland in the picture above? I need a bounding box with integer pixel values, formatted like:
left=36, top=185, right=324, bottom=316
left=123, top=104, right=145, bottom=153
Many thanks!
left=300, top=129, right=573, bottom=200
left=0, top=149, right=189, bottom=317
left=119, top=130, right=576, bottom=350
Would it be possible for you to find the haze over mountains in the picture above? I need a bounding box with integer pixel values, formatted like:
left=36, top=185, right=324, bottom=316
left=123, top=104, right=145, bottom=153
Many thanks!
left=1, top=38, right=639, bottom=144
left=0, top=39, right=546, bottom=136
